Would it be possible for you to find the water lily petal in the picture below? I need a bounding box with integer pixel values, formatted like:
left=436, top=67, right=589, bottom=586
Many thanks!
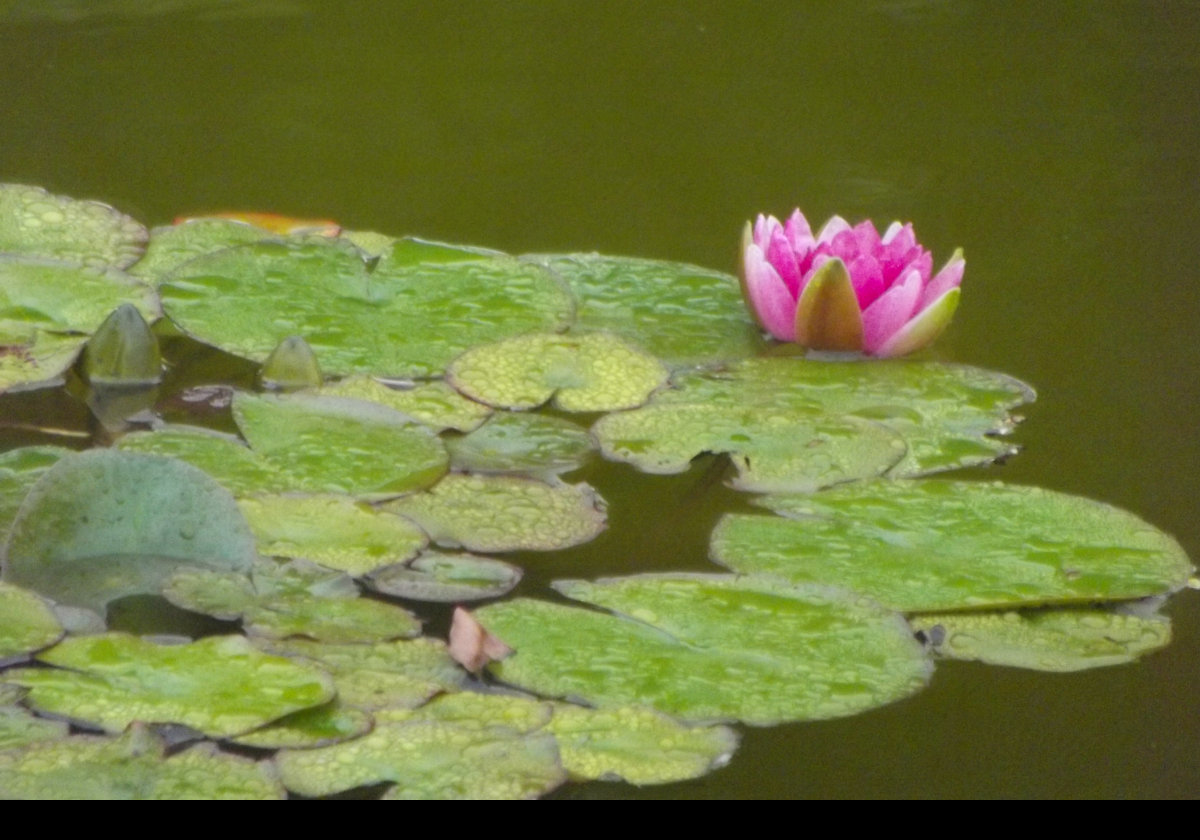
left=765, top=222, right=802, bottom=295
left=862, top=267, right=923, bottom=355
left=794, top=258, right=863, bottom=352
left=740, top=234, right=797, bottom=341
left=815, top=215, right=851, bottom=246
left=918, top=248, right=965, bottom=311
left=783, top=208, right=814, bottom=255
left=876, top=286, right=961, bottom=358
left=847, top=254, right=885, bottom=309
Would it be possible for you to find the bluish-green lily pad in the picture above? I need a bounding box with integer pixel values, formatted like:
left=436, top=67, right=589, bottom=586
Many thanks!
left=237, top=494, right=428, bottom=576
left=0, top=724, right=285, bottom=800
left=365, top=551, right=523, bottom=602
left=446, top=411, right=595, bottom=476
left=0, top=582, right=64, bottom=664
left=4, top=634, right=335, bottom=737
left=159, top=237, right=575, bottom=377
left=626, top=357, right=1034, bottom=478
left=711, top=480, right=1194, bottom=612
left=447, top=332, right=669, bottom=412
left=910, top=606, right=1172, bottom=671
left=2, top=450, right=257, bottom=612
left=0, top=184, right=147, bottom=269
left=383, top=474, right=607, bottom=553
left=0, top=446, right=70, bottom=541
left=529, top=254, right=766, bottom=368
left=477, top=574, right=932, bottom=726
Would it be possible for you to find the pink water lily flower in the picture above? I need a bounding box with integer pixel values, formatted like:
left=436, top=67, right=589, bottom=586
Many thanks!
left=740, top=209, right=963, bottom=357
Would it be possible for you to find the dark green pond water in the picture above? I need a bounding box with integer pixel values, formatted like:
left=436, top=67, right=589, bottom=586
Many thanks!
left=2, top=0, right=1198, bottom=797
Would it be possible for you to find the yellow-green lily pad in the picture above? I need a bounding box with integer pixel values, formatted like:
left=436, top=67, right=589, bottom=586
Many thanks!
left=128, top=219, right=275, bottom=281
left=0, top=331, right=86, bottom=393
left=321, top=376, right=493, bottom=432
left=159, top=237, right=575, bottom=378
left=383, top=474, right=607, bottom=553
left=447, top=332, right=669, bottom=412
left=231, top=702, right=374, bottom=750
left=910, top=606, right=1172, bottom=671
left=365, top=551, right=523, bottom=602
left=477, top=574, right=932, bottom=726
left=711, top=480, right=1194, bottom=612
left=445, top=411, right=595, bottom=476
left=0, top=724, right=284, bottom=800
left=2, top=450, right=258, bottom=612
left=238, top=494, right=428, bottom=576
left=0, top=184, right=147, bottom=269
left=529, top=254, right=766, bottom=368
left=4, top=634, right=335, bottom=737
left=0, top=582, right=63, bottom=664
left=0, top=258, right=158, bottom=338
left=0, top=704, right=69, bottom=750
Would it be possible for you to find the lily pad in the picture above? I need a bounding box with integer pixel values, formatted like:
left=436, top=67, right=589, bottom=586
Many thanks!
left=0, top=704, right=69, bottom=750
left=0, top=258, right=158, bottom=337
left=447, top=332, right=669, bottom=412
left=232, top=702, right=374, bottom=750
left=365, top=551, right=523, bottom=602
left=2, top=450, right=258, bottom=612
left=383, top=474, right=607, bottom=553
left=159, top=237, right=575, bottom=377
left=320, top=376, right=493, bottom=432
left=164, top=559, right=422, bottom=643
left=0, top=582, right=64, bottom=664
left=0, top=184, right=147, bottom=269
left=4, top=634, right=335, bottom=736
left=0, top=331, right=86, bottom=393
left=638, top=357, right=1034, bottom=477
left=128, top=218, right=277, bottom=281
left=276, top=718, right=565, bottom=800
left=477, top=574, right=932, bottom=726
left=711, top=480, right=1195, bottom=612
left=0, top=446, right=70, bottom=540
left=593, top=402, right=907, bottom=493
left=529, top=254, right=766, bottom=368
left=254, top=637, right=465, bottom=711
left=0, top=724, right=284, bottom=800
left=446, top=411, right=595, bottom=475
left=910, top=607, right=1172, bottom=671
left=238, top=494, right=428, bottom=576
left=118, top=393, right=449, bottom=499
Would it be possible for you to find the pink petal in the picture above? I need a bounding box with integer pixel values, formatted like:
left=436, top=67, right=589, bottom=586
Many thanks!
left=815, top=215, right=851, bottom=246
left=917, top=249, right=965, bottom=312
left=742, top=243, right=797, bottom=340
left=850, top=219, right=882, bottom=253
left=847, top=254, right=885, bottom=309
left=766, top=223, right=802, bottom=295
left=753, top=213, right=781, bottom=248
left=861, top=267, right=923, bottom=354
left=783, top=208, right=814, bottom=255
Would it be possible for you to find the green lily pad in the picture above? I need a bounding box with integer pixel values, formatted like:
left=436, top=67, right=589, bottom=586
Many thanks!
left=593, top=403, right=907, bottom=493
left=910, top=606, right=1172, bottom=671
left=159, top=237, right=575, bottom=378
left=276, top=718, right=565, bottom=800
left=546, top=703, right=738, bottom=785
left=0, top=724, right=284, bottom=800
left=0, top=331, right=86, bottom=393
left=238, top=494, right=428, bottom=576
left=116, top=425, right=288, bottom=496
left=0, top=704, right=69, bottom=750
left=383, top=474, right=607, bottom=553
left=164, top=558, right=421, bottom=643
left=128, top=219, right=275, bottom=281
left=232, top=702, right=374, bottom=750
left=0, top=582, right=64, bottom=663
left=446, top=411, right=595, bottom=475
left=365, top=551, right=523, bottom=602
left=711, top=480, right=1195, bottom=612
left=639, top=357, right=1034, bottom=477
left=2, top=450, right=258, bottom=612
left=320, top=376, right=493, bottom=432
left=529, top=254, right=766, bottom=368
left=0, top=184, right=147, bottom=269
left=477, top=574, right=932, bottom=726
left=447, top=332, right=669, bottom=412
left=4, top=634, right=335, bottom=736
left=0, top=446, right=70, bottom=541
left=375, top=690, right=554, bottom=730
left=0, top=258, right=158, bottom=337
left=254, top=637, right=465, bottom=711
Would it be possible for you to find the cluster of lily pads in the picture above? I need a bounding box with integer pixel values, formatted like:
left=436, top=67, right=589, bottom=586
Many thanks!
left=0, top=185, right=1192, bottom=799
